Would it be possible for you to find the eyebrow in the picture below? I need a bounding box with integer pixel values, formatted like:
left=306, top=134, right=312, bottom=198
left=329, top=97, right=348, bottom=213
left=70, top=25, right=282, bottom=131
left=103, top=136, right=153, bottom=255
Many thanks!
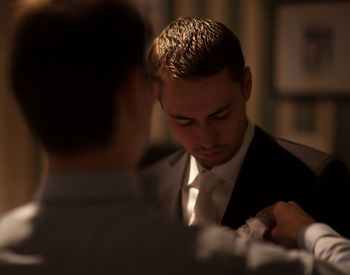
left=169, top=104, right=231, bottom=120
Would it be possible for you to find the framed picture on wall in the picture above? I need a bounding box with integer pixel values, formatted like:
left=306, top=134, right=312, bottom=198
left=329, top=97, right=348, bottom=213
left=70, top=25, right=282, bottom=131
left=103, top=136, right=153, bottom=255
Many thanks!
left=273, top=1, right=350, bottom=97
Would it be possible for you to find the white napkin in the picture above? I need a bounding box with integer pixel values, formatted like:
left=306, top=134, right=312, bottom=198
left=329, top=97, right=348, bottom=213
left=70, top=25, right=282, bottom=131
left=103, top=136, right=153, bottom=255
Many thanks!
left=234, top=213, right=274, bottom=240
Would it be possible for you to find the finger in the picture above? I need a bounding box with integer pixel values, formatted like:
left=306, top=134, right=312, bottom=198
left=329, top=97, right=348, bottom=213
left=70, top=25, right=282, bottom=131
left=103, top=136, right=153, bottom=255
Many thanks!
left=267, top=227, right=281, bottom=245
left=288, top=201, right=302, bottom=210
left=259, top=203, right=275, bottom=216
left=287, top=201, right=298, bottom=206
left=270, top=226, right=288, bottom=242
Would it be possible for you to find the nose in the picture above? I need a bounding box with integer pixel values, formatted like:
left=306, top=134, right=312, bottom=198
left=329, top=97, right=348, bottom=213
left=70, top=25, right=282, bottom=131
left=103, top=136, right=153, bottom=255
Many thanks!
left=198, top=124, right=216, bottom=149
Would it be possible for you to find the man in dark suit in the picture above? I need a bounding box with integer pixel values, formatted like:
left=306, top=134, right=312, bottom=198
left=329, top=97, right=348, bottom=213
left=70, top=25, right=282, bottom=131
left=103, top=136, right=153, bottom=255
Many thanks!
left=142, top=17, right=350, bottom=238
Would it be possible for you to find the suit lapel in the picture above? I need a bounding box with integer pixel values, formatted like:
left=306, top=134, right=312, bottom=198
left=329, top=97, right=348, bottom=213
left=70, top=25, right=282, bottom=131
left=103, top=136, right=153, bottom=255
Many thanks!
left=157, top=150, right=189, bottom=223
left=221, top=127, right=282, bottom=229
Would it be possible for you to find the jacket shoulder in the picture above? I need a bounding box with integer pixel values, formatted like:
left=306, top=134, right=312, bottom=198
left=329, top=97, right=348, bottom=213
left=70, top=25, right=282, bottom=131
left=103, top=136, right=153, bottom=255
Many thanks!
left=140, top=148, right=187, bottom=180
left=254, top=126, right=345, bottom=175
left=276, top=138, right=333, bottom=173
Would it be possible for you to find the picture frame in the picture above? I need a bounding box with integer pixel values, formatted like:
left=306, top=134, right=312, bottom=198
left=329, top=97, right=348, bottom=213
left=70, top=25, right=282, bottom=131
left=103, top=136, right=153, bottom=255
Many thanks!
left=273, top=1, right=350, bottom=97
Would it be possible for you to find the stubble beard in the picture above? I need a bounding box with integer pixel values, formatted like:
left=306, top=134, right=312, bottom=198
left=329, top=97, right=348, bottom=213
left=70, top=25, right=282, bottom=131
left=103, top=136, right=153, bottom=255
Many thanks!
left=194, top=145, right=237, bottom=169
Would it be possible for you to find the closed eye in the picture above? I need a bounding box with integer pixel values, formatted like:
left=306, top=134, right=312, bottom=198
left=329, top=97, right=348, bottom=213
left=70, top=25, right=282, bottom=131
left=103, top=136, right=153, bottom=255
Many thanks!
left=212, top=110, right=229, bottom=120
left=176, top=119, right=194, bottom=126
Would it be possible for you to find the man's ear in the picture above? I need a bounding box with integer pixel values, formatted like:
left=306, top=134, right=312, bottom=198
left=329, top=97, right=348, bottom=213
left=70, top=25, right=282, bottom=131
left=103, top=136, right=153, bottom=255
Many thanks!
left=242, top=67, right=252, bottom=101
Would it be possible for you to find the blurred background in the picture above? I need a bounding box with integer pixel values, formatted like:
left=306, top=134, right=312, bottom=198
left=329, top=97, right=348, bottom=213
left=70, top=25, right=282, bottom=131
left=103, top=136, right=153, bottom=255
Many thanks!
left=0, top=0, right=349, bottom=215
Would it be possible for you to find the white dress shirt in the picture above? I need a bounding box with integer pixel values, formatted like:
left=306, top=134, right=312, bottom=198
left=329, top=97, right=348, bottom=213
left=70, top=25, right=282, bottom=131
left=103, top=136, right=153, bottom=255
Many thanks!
left=182, top=121, right=255, bottom=225
left=299, top=223, right=350, bottom=274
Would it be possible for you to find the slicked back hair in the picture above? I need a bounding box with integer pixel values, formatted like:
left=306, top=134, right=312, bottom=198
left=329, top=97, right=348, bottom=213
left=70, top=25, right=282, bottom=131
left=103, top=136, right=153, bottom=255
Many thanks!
left=148, top=17, right=245, bottom=83
left=9, top=0, right=147, bottom=157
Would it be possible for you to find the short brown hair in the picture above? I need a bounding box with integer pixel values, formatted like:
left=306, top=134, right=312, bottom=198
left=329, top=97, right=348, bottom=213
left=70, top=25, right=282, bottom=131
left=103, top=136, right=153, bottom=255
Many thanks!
left=148, top=17, right=245, bottom=82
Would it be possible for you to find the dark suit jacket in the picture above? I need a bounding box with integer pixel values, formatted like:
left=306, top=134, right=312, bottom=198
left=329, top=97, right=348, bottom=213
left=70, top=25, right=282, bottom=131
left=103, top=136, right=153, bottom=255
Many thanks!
left=142, top=126, right=350, bottom=238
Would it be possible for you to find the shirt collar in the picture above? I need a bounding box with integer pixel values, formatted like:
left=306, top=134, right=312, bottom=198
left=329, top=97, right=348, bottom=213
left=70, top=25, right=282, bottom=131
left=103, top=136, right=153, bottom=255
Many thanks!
left=36, top=169, right=142, bottom=203
left=190, top=120, right=255, bottom=183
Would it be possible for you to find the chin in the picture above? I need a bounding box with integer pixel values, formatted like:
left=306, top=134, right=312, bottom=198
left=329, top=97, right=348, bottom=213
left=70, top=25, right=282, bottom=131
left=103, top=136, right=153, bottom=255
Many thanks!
left=197, top=157, right=225, bottom=169
left=196, top=151, right=235, bottom=169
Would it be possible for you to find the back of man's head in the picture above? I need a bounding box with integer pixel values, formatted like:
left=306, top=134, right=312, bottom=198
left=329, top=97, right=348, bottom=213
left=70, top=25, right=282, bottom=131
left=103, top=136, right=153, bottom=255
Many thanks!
left=9, top=0, right=146, bottom=157
left=148, top=17, right=245, bottom=82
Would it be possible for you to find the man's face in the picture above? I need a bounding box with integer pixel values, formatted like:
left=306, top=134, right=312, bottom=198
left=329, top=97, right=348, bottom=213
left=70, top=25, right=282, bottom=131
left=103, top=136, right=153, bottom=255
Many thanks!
left=156, top=68, right=251, bottom=169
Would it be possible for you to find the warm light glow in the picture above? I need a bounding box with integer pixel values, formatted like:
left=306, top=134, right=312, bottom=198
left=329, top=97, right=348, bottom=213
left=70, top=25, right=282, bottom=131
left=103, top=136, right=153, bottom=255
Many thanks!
left=188, top=187, right=199, bottom=225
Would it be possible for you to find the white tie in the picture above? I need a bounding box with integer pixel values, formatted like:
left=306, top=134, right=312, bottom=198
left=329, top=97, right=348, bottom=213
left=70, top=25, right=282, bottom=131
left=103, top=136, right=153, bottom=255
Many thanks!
left=190, top=170, right=222, bottom=226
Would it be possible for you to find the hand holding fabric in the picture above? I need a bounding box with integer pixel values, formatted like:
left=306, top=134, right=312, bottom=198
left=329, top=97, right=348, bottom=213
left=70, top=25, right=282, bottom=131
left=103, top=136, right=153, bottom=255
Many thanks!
left=260, top=201, right=315, bottom=248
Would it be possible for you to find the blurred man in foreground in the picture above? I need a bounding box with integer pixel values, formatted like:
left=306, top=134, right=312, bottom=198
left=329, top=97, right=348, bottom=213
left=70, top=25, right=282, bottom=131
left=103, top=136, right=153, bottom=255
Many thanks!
left=0, top=0, right=349, bottom=274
